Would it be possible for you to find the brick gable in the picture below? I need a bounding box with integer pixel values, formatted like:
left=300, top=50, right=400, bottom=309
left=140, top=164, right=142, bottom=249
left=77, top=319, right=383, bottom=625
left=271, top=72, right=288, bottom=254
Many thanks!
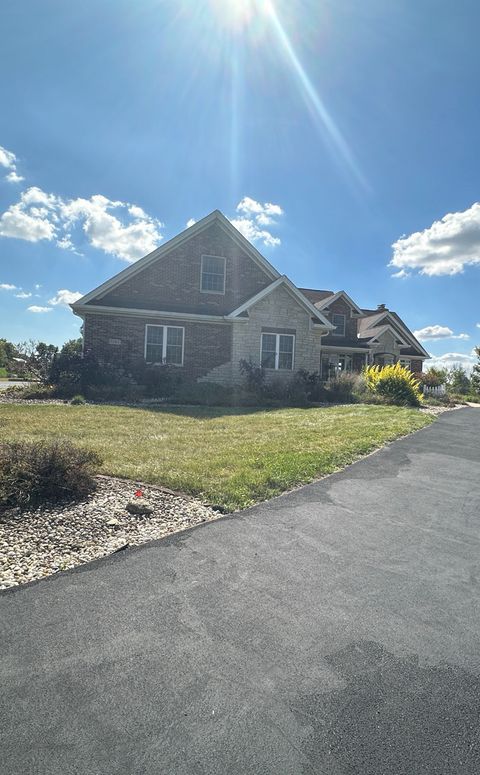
left=88, top=221, right=272, bottom=316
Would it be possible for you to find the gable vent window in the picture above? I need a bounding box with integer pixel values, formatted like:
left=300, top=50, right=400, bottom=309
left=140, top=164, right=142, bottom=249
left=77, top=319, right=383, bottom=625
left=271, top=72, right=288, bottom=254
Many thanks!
left=261, top=333, right=295, bottom=370
left=332, top=313, right=346, bottom=336
left=201, top=255, right=226, bottom=294
left=145, top=325, right=184, bottom=365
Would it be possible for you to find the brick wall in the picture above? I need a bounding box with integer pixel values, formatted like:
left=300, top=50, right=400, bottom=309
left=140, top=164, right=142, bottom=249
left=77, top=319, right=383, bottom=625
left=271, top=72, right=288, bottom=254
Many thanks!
left=88, top=221, right=273, bottom=316
left=83, top=313, right=232, bottom=381
left=323, top=298, right=358, bottom=341
left=410, top=359, right=423, bottom=372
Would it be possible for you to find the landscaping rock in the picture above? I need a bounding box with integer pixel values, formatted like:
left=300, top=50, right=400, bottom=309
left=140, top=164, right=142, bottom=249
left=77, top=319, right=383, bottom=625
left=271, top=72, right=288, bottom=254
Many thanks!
left=0, top=476, right=219, bottom=589
left=126, top=498, right=154, bottom=516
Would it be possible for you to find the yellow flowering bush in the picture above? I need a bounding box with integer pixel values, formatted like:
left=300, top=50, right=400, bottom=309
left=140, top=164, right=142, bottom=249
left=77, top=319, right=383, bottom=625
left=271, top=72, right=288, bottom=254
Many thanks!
left=363, top=363, right=422, bottom=406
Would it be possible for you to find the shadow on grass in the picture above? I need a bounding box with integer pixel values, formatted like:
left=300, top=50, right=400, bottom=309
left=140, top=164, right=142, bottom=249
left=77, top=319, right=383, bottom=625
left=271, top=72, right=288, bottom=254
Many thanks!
left=103, top=401, right=330, bottom=420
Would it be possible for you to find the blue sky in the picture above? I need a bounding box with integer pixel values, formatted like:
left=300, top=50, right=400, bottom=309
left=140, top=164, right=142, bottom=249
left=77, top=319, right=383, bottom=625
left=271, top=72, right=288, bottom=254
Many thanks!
left=1, top=0, right=479, bottom=370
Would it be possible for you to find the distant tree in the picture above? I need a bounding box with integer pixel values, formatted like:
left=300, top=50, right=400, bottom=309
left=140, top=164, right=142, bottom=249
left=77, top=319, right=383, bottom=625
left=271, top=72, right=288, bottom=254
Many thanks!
left=0, top=339, right=17, bottom=369
left=447, top=365, right=471, bottom=395
left=471, top=346, right=480, bottom=395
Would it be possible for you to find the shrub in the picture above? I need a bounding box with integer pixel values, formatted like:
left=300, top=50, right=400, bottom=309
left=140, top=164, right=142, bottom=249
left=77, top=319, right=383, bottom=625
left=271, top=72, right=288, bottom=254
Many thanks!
left=70, top=394, right=86, bottom=405
left=364, top=363, right=422, bottom=406
left=239, top=359, right=266, bottom=395
left=0, top=439, right=101, bottom=512
left=4, top=383, right=57, bottom=400
left=415, top=369, right=445, bottom=388
left=325, top=373, right=358, bottom=403
left=134, top=363, right=183, bottom=399
left=295, top=370, right=329, bottom=402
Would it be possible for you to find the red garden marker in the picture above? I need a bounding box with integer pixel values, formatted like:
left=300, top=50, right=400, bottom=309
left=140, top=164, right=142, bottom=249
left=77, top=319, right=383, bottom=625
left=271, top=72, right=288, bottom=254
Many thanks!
left=135, top=489, right=143, bottom=498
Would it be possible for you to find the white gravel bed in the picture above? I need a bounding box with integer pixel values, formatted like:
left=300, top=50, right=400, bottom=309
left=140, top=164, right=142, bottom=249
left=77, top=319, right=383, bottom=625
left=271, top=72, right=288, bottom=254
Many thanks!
left=0, top=476, right=220, bottom=590
left=419, top=403, right=464, bottom=415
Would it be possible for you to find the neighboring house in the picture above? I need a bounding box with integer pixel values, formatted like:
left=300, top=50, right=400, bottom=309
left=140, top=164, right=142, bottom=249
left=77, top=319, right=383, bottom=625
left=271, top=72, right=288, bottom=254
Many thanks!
left=71, top=210, right=428, bottom=384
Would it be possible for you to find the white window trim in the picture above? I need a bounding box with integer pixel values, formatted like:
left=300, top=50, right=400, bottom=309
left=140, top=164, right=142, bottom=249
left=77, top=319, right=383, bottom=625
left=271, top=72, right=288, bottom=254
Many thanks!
left=144, top=324, right=185, bottom=366
left=260, top=332, right=295, bottom=371
left=200, top=254, right=226, bottom=295
left=331, top=313, right=346, bottom=336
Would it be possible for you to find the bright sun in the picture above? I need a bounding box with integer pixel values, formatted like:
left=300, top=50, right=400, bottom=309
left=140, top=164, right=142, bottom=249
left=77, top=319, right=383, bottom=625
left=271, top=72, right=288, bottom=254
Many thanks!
left=208, top=0, right=271, bottom=30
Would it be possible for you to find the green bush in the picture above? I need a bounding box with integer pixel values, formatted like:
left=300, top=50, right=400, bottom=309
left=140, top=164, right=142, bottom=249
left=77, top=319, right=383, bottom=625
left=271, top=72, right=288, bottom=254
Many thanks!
left=364, top=363, right=422, bottom=407
left=239, top=359, right=266, bottom=395
left=134, top=363, right=183, bottom=399
left=70, top=394, right=86, bottom=405
left=0, top=439, right=101, bottom=512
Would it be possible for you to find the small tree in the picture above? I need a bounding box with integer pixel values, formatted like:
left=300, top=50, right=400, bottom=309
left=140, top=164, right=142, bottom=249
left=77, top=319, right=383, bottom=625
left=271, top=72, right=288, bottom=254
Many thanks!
left=0, top=338, right=17, bottom=370
left=447, top=365, right=471, bottom=395
left=16, top=340, right=58, bottom=383
left=471, top=346, right=480, bottom=396
left=421, top=367, right=447, bottom=387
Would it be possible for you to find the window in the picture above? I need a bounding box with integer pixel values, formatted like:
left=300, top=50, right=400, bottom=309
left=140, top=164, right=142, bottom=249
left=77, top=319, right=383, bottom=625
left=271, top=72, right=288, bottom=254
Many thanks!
left=201, top=255, right=226, bottom=293
left=399, top=358, right=411, bottom=369
left=261, top=333, right=294, bottom=370
left=332, top=313, right=346, bottom=336
left=145, top=325, right=184, bottom=365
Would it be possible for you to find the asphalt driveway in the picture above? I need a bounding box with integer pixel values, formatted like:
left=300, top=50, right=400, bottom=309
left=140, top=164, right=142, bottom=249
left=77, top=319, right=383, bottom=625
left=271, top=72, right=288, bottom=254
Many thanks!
left=2, top=407, right=480, bottom=774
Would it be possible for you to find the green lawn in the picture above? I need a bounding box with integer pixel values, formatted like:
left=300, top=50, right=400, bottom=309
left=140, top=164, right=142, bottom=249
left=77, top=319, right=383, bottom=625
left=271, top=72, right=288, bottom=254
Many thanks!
left=0, top=403, right=433, bottom=511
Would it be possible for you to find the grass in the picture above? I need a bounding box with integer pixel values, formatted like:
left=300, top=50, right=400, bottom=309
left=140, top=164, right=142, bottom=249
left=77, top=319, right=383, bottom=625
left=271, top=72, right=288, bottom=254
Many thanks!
left=0, top=403, right=433, bottom=511
left=0, top=367, right=7, bottom=378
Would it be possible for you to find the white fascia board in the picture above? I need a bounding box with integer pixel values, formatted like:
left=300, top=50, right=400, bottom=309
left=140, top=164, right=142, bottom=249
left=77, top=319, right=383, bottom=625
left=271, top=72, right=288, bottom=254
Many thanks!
left=227, top=275, right=335, bottom=331
left=71, top=304, right=231, bottom=325
left=75, top=210, right=279, bottom=306
left=320, top=345, right=371, bottom=353
left=315, top=290, right=364, bottom=315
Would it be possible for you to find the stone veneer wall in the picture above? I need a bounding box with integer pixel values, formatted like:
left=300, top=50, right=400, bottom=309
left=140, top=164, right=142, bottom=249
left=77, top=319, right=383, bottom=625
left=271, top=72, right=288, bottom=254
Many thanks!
left=200, top=284, right=323, bottom=386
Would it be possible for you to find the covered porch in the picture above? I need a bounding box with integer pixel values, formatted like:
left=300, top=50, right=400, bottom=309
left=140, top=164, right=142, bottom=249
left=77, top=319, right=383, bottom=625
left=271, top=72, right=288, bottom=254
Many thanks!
left=320, top=346, right=370, bottom=380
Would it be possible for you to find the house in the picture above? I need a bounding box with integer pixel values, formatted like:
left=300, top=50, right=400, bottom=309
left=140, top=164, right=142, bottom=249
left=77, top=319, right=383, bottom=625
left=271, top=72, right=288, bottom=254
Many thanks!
left=71, top=210, right=428, bottom=384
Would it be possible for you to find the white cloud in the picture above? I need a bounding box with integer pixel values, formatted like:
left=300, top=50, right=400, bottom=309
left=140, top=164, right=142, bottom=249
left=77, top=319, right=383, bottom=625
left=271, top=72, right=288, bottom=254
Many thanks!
left=413, top=325, right=470, bottom=341
left=6, top=171, right=24, bottom=183
left=0, top=145, right=24, bottom=183
left=391, top=203, right=480, bottom=277
left=425, top=351, right=477, bottom=374
left=48, top=289, right=83, bottom=307
left=15, top=291, right=32, bottom=299
left=27, top=305, right=52, bottom=313
left=186, top=218, right=196, bottom=228
left=477, top=323, right=480, bottom=329
left=0, top=187, right=164, bottom=262
left=0, top=146, right=16, bottom=169
left=230, top=197, right=284, bottom=247
left=0, top=283, right=16, bottom=290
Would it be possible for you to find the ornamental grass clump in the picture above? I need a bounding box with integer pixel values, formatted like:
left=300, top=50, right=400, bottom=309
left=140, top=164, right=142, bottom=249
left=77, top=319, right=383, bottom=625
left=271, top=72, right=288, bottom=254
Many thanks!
left=363, top=363, right=422, bottom=407
left=0, top=439, right=101, bottom=513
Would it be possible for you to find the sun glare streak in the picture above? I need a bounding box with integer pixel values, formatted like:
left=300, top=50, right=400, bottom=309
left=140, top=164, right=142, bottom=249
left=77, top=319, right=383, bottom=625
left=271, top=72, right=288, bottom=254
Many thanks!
left=263, top=0, right=369, bottom=191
